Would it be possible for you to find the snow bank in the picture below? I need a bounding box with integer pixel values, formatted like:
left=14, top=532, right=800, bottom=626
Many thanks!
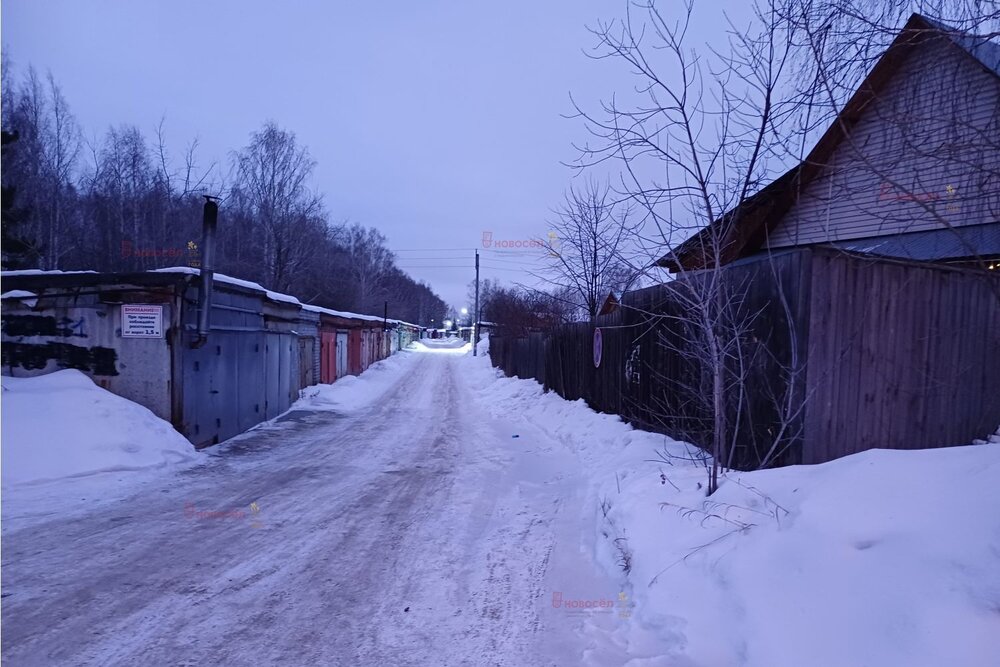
left=461, top=347, right=1000, bottom=666
left=293, top=348, right=420, bottom=413
left=459, top=348, right=683, bottom=469
left=412, top=338, right=470, bottom=354
left=1, top=370, right=199, bottom=485
left=475, top=333, right=490, bottom=357
left=294, top=341, right=470, bottom=414
left=598, top=442, right=1000, bottom=667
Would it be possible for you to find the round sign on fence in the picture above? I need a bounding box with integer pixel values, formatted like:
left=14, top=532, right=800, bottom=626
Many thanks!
left=593, top=327, right=603, bottom=368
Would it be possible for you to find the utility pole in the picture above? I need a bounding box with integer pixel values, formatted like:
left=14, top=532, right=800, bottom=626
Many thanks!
left=383, top=300, right=390, bottom=355
left=473, top=249, right=480, bottom=356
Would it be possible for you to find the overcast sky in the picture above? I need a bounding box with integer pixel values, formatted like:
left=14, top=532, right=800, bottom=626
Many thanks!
left=2, top=0, right=747, bottom=307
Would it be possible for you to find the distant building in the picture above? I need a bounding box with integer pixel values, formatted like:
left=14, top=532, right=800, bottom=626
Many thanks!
left=597, top=291, right=621, bottom=317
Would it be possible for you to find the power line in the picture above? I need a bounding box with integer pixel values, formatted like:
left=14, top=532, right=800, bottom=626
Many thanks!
left=392, top=256, right=473, bottom=260
left=392, top=247, right=474, bottom=252
left=484, top=248, right=550, bottom=255
left=482, top=255, right=551, bottom=266
left=480, top=264, right=542, bottom=273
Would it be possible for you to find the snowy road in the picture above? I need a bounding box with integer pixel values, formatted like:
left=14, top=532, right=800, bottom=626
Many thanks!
left=2, top=342, right=627, bottom=666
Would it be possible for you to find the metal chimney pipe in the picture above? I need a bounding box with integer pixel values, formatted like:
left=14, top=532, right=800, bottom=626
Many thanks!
left=194, top=197, right=219, bottom=347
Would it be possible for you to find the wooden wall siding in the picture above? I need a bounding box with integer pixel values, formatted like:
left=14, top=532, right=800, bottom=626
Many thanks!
left=803, top=251, right=1000, bottom=463
left=489, top=249, right=999, bottom=469
left=767, top=35, right=1000, bottom=250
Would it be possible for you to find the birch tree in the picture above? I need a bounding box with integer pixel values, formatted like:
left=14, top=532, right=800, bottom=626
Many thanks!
left=2, top=66, right=82, bottom=268
left=231, top=122, right=323, bottom=292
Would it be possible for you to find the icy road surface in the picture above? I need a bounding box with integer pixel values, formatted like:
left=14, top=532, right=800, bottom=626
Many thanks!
left=2, top=341, right=627, bottom=666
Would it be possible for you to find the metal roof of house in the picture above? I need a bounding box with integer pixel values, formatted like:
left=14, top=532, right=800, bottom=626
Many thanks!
left=921, top=15, right=1000, bottom=77
left=828, top=222, right=1000, bottom=262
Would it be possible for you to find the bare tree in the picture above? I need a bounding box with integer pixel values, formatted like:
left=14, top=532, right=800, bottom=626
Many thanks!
left=96, top=125, right=156, bottom=267
left=337, top=223, right=395, bottom=313
left=3, top=66, right=82, bottom=268
left=481, top=285, right=572, bottom=336
left=42, top=72, right=81, bottom=268
left=544, top=178, right=642, bottom=321
left=573, top=0, right=804, bottom=493
left=1, top=50, right=16, bottom=131
left=231, top=121, right=323, bottom=291
left=1, top=64, right=452, bottom=325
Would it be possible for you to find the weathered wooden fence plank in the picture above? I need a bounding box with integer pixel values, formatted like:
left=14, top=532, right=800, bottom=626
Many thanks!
left=489, top=248, right=1000, bottom=469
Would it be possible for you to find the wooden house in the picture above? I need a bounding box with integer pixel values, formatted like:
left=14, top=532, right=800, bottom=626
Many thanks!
left=644, top=14, right=1000, bottom=465
left=659, top=13, right=999, bottom=273
left=489, top=15, right=999, bottom=469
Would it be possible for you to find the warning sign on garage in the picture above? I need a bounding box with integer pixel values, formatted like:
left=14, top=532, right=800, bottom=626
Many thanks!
left=122, top=304, right=164, bottom=338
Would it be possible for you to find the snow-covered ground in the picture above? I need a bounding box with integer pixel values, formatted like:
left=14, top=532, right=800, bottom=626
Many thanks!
left=2, top=340, right=998, bottom=665
left=1, top=340, right=620, bottom=665
left=461, top=347, right=1000, bottom=666
left=293, top=339, right=470, bottom=414
left=1, top=369, right=199, bottom=485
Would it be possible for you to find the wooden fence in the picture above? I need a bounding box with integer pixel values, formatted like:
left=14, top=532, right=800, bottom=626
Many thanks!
left=489, top=332, right=547, bottom=385
left=489, top=247, right=1000, bottom=468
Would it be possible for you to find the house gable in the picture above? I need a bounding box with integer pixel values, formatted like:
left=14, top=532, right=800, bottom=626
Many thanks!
left=765, top=30, right=1000, bottom=251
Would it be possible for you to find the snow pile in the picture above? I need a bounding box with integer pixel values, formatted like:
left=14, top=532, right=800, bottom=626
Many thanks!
left=412, top=338, right=470, bottom=354
left=293, top=348, right=420, bottom=413
left=149, top=266, right=270, bottom=294
left=460, top=350, right=673, bottom=469
left=462, top=347, right=1000, bottom=666
left=973, top=425, right=1000, bottom=445
left=1, top=370, right=198, bottom=485
left=595, top=443, right=1000, bottom=666
left=475, top=333, right=490, bottom=357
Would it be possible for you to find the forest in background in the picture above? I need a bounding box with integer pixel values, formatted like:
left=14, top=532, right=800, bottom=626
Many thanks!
left=0, top=58, right=448, bottom=326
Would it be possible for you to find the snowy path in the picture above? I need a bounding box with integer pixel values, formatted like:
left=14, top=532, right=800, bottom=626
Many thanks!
left=1, top=344, right=625, bottom=666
